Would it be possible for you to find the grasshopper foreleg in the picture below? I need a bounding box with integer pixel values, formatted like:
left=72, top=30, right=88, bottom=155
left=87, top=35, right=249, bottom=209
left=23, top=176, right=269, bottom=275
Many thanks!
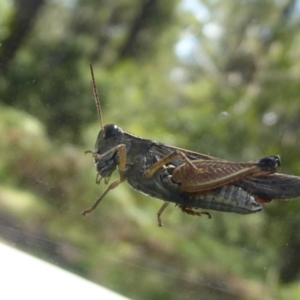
left=85, top=144, right=127, bottom=172
left=84, top=144, right=127, bottom=215
left=83, top=177, right=126, bottom=215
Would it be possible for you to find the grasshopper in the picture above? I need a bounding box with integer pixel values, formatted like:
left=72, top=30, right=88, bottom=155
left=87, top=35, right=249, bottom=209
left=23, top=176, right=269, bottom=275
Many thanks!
left=83, top=64, right=300, bottom=226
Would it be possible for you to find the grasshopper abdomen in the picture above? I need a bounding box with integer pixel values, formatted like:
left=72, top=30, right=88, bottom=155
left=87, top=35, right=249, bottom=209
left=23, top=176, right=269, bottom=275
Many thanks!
left=181, top=186, right=262, bottom=214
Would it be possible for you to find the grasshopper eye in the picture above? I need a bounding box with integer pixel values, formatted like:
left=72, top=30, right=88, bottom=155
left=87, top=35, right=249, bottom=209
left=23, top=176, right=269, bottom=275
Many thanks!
left=104, top=124, right=120, bottom=139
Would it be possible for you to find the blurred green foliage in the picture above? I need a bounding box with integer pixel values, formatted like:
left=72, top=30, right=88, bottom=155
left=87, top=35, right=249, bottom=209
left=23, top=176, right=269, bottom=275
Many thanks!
left=1, top=0, right=300, bottom=299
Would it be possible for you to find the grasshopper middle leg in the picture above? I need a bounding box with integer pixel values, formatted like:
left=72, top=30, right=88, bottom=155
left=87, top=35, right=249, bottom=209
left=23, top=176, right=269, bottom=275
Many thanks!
left=157, top=202, right=170, bottom=227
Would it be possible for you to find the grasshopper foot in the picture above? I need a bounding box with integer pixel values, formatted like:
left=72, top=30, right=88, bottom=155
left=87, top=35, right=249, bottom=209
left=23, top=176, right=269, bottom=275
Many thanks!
left=179, top=206, right=212, bottom=219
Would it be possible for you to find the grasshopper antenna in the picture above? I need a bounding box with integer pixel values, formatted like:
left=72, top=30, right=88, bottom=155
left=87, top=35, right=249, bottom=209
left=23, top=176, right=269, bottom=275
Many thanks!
left=89, top=63, right=104, bottom=134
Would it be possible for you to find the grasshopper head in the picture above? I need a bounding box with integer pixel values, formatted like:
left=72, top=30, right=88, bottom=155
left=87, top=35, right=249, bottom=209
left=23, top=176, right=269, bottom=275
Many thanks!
left=94, top=124, right=124, bottom=178
left=95, top=124, right=124, bottom=151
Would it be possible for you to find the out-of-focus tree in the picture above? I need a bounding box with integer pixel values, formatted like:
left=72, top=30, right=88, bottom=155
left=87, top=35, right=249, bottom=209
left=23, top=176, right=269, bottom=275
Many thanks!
left=0, top=0, right=178, bottom=142
left=0, top=0, right=46, bottom=74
